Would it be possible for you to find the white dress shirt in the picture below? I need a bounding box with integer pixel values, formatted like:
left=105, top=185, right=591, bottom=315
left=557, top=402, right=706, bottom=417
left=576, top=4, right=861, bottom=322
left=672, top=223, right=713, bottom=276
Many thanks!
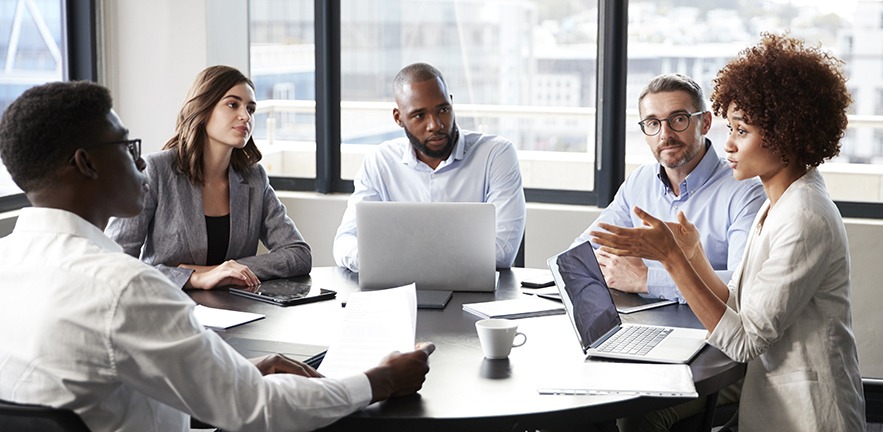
left=572, top=141, right=765, bottom=302
left=333, top=130, right=526, bottom=272
left=708, top=169, right=865, bottom=431
left=0, top=208, right=371, bottom=432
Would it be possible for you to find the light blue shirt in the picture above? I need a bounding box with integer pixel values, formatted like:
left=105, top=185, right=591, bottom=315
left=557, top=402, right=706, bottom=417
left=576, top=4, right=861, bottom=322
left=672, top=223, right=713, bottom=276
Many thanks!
left=573, top=140, right=765, bottom=303
left=334, top=130, right=526, bottom=272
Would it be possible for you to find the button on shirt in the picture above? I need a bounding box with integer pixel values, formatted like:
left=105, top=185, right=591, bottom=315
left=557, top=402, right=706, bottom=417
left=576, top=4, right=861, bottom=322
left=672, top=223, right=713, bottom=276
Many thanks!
left=334, top=130, right=526, bottom=272
left=0, top=208, right=371, bottom=432
left=573, top=140, right=765, bottom=302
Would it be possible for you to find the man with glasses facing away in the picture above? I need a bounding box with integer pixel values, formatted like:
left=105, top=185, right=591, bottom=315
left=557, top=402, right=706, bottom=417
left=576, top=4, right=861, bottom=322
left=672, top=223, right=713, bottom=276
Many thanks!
left=573, top=73, right=765, bottom=305
left=0, top=81, right=434, bottom=432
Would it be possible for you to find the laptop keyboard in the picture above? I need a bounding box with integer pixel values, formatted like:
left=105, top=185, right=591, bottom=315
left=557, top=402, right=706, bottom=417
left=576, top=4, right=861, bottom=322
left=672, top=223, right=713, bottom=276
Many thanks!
left=598, top=326, right=673, bottom=356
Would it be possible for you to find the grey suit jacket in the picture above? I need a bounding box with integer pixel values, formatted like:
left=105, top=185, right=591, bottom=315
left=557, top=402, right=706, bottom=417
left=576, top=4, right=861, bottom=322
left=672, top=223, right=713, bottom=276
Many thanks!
left=106, top=149, right=311, bottom=288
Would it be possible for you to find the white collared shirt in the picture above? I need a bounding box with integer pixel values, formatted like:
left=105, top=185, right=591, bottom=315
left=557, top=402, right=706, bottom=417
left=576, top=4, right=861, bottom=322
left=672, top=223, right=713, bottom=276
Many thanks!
left=0, top=208, right=371, bottom=432
left=333, top=129, right=526, bottom=272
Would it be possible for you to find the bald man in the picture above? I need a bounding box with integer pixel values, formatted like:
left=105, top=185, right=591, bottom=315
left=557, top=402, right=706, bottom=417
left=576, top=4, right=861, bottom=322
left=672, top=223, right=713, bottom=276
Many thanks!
left=333, top=62, right=526, bottom=272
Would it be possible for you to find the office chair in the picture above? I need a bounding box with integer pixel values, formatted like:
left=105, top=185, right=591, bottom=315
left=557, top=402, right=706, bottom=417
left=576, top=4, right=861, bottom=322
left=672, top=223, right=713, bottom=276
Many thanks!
left=513, top=231, right=526, bottom=268
left=865, top=378, right=883, bottom=424
left=0, top=399, right=91, bottom=432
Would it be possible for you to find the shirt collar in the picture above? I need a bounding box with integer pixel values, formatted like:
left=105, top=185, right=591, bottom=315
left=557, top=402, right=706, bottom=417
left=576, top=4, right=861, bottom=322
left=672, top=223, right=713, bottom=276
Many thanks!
left=14, top=207, right=123, bottom=253
left=655, top=138, right=719, bottom=195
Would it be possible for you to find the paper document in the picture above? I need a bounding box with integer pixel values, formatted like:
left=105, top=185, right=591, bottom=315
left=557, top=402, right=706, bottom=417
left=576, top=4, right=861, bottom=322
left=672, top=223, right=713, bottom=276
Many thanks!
left=318, top=284, right=417, bottom=377
left=538, top=362, right=697, bottom=397
left=463, top=297, right=565, bottom=320
left=193, top=305, right=264, bottom=329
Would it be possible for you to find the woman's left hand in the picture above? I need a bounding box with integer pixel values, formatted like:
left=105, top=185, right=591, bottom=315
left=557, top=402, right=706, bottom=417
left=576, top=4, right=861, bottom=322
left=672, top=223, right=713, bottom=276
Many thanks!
left=590, top=206, right=682, bottom=264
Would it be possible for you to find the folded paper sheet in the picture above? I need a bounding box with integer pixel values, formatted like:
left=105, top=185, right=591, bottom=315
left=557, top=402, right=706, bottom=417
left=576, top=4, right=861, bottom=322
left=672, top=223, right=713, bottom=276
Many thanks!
left=538, top=362, right=697, bottom=398
left=193, top=305, right=265, bottom=330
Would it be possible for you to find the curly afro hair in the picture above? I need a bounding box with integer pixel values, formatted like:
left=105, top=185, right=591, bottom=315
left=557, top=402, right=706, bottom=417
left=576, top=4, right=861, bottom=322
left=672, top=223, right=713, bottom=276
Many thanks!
left=0, top=81, right=113, bottom=192
left=711, top=32, right=851, bottom=168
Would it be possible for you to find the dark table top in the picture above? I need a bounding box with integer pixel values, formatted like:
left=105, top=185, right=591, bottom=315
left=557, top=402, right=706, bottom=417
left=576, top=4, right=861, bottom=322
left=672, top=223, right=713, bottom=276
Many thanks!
left=189, top=267, right=745, bottom=432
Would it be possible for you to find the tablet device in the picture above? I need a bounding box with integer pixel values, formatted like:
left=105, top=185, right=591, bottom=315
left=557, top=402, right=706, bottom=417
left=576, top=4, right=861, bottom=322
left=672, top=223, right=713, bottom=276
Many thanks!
left=229, top=279, right=336, bottom=307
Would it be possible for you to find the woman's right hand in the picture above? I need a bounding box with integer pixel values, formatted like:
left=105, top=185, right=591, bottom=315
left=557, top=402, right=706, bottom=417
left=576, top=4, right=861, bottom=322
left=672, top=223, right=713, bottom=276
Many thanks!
left=666, top=210, right=702, bottom=261
left=590, top=206, right=684, bottom=264
left=181, top=260, right=260, bottom=290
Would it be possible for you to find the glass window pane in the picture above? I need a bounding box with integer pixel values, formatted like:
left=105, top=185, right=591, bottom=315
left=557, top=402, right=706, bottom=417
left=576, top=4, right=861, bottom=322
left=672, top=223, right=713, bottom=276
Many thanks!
left=248, top=0, right=317, bottom=179
left=626, top=0, right=883, bottom=203
left=0, top=0, right=65, bottom=197
left=338, top=0, right=598, bottom=192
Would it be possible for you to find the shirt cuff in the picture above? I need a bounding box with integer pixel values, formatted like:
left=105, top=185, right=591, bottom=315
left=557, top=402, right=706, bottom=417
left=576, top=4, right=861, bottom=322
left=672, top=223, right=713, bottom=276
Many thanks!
left=341, top=373, right=373, bottom=408
left=707, top=306, right=740, bottom=356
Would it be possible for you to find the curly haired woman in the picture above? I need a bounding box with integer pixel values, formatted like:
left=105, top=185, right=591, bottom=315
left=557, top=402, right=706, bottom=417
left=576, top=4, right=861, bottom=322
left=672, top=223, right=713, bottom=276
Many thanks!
left=593, top=33, right=865, bottom=431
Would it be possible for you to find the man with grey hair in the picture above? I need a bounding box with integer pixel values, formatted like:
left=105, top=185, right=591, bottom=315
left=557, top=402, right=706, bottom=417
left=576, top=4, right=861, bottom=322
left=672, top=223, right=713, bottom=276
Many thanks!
left=333, top=62, right=526, bottom=272
left=572, top=73, right=765, bottom=303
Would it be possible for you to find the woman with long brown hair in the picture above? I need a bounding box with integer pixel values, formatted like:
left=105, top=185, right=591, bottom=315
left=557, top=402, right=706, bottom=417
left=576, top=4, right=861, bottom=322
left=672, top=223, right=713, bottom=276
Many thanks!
left=107, top=65, right=311, bottom=289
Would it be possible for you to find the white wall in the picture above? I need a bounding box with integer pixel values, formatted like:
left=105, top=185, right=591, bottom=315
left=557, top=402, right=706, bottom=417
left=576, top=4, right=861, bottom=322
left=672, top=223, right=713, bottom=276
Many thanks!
left=99, top=0, right=249, bottom=154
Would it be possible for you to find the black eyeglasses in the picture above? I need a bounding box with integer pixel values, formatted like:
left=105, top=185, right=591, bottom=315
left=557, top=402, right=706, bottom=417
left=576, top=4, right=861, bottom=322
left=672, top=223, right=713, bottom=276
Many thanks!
left=638, top=112, right=703, bottom=136
left=69, top=139, right=141, bottom=164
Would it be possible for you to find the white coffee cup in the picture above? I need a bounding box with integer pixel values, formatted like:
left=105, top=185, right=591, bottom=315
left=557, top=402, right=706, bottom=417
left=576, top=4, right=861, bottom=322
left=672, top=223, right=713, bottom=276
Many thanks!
left=475, top=319, right=527, bottom=359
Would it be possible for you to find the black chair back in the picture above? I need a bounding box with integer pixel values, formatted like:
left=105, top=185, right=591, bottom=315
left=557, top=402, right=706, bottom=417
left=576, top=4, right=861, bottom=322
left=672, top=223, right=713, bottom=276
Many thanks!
left=0, top=399, right=90, bottom=432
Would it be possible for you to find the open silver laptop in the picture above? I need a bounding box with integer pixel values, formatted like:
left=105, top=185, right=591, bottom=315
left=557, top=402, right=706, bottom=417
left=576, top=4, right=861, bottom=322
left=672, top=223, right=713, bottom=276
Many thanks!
left=357, top=202, right=496, bottom=292
left=547, top=241, right=707, bottom=364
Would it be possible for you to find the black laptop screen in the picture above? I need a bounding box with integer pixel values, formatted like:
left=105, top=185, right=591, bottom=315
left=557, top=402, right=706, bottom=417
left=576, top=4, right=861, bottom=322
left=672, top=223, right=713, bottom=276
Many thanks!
left=553, top=241, right=621, bottom=351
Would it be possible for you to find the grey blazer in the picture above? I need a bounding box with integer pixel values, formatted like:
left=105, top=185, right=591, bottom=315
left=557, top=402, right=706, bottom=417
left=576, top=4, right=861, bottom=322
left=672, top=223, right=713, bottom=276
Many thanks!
left=106, top=149, right=311, bottom=288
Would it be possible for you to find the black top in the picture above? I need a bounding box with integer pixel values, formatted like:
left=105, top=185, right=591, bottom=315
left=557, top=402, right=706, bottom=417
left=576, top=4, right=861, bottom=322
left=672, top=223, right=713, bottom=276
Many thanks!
left=204, top=214, right=230, bottom=266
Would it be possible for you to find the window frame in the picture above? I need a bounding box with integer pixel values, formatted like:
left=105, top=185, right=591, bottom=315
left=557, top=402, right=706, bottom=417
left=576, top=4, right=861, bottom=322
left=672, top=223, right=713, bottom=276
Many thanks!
left=277, top=0, right=883, bottom=219
left=0, top=0, right=97, bottom=214
left=6, top=0, right=880, bottom=219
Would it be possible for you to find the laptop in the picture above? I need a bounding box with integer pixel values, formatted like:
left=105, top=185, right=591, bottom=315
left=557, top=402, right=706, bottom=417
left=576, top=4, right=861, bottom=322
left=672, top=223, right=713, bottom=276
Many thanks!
left=357, top=201, right=497, bottom=292
left=547, top=241, right=707, bottom=364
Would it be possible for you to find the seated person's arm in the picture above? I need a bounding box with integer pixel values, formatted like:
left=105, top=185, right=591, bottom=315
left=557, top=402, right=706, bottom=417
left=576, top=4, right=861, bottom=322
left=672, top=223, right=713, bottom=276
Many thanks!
left=485, top=142, right=525, bottom=268
left=117, top=271, right=433, bottom=431
left=234, top=167, right=312, bottom=280
left=333, top=166, right=383, bottom=272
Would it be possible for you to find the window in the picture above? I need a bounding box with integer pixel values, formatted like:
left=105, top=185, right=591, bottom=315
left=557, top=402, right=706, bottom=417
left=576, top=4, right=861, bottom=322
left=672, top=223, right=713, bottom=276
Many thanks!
left=626, top=0, right=883, bottom=203
left=250, top=0, right=598, bottom=193
left=248, top=0, right=883, bottom=216
left=0, top=0, right=66, bottom=199
left=249, top=0, right=317, bottom=179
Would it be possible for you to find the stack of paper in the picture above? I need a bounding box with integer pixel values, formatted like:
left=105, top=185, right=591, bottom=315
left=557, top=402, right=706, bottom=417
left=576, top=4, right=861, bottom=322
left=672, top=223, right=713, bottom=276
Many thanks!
left=318, top=284, right=417, bottom=377
left=537, top=362, right=697, bottom=398
left=462, top=297, right=565, bottom=320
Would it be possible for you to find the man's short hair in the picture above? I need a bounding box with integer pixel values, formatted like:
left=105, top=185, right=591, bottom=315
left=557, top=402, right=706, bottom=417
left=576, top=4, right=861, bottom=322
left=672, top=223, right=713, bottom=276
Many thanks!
left=0, top=81, right=112, bottom=192
left=393, top=62, right=447, bottom=97
left=638, top=73, right=707, bottom=115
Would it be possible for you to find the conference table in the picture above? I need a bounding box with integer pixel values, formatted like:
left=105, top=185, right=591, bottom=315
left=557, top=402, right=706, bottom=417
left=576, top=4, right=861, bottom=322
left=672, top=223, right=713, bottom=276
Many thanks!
left=189, top=267, right=745, bottom=432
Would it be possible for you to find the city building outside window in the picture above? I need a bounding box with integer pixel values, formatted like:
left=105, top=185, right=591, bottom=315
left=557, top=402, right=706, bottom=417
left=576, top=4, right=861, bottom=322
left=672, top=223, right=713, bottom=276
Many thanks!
left=248, top=0, right=883, bottom=205
left=0, top=0, right=65, bottom=198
